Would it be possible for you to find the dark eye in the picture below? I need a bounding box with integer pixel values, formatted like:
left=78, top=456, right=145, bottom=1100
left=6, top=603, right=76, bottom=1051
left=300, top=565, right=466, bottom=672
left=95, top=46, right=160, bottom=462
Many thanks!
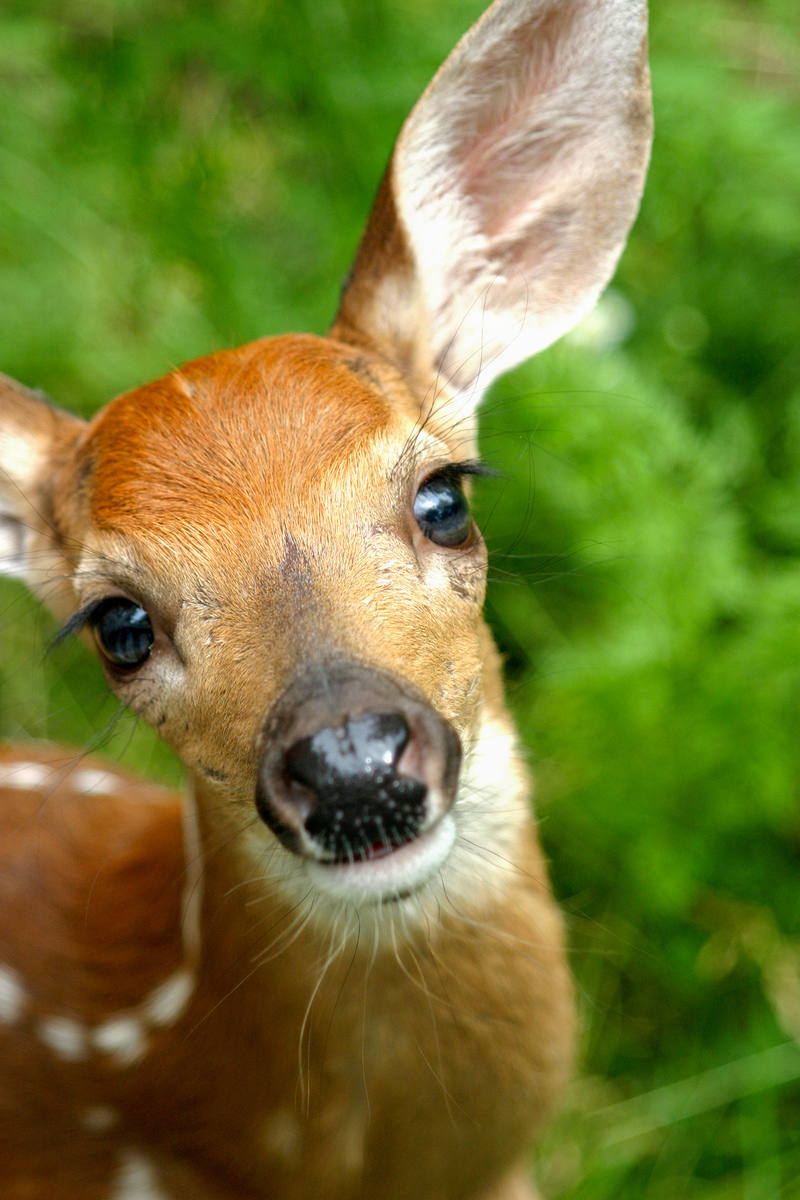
left=413, top=473, right=473, bottom=547
left=91, top=599, right=154, bottom=669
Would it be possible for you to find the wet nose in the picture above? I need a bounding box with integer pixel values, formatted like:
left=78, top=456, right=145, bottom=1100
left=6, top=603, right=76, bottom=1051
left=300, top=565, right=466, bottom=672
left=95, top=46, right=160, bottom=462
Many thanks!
left=256, top=662, right=462, bottom=863
left=284, top=712, right=427, bottom=860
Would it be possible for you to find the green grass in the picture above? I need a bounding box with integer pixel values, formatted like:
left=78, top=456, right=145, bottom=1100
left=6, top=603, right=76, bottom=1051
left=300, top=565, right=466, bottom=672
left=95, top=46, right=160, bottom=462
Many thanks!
left=1, top=0, right=800, bottom=1194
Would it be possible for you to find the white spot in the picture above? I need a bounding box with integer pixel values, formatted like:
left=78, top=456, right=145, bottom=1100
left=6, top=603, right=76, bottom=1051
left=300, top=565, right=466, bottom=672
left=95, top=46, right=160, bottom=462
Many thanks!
left=81, top=1105, right=119, bottom=1132
left=92, top=1016, right=148, bottom=1066
left=111, top=1150, right=168, bottom=1200
left=70, top=767, right=121, bottom=796
left=0, top=761, right=52, bottom=791
left=0, top=964, right=26, bottom=1024
left=37, top=1016, right=88, bottom=1062
left=142, top=968, right=195, bottom=1028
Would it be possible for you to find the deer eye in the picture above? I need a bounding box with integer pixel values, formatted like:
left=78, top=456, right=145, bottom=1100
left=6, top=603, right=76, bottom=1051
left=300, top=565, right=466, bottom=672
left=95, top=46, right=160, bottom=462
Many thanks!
left=413, top=473, right=473, bottom=548
left=91, top=599, right=154, bottom=669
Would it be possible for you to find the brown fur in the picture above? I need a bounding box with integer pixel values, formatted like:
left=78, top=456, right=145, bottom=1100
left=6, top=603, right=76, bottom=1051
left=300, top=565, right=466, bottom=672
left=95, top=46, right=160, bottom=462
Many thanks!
left=0, top=743, right=571, bottom=1199
left=0, top=1, right=653, bottom=1194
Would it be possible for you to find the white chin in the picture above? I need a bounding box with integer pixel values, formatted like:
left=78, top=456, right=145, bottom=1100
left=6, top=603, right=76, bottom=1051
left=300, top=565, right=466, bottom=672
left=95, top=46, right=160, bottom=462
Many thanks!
left=305, top=813, right=456, bottom=903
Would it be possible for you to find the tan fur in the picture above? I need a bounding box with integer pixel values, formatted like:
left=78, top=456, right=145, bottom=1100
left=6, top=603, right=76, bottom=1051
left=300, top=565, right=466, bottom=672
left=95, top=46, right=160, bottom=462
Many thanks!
left=0, top=1, right=652, bottom=1195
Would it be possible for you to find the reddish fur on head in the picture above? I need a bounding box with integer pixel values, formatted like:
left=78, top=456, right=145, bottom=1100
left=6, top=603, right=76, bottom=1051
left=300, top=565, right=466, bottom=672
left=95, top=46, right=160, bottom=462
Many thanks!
left=87, top=337, right=397, bottom=542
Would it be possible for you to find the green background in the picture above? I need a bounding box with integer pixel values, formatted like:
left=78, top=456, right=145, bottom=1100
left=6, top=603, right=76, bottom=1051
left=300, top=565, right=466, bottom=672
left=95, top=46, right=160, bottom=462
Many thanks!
left=1, top=0, right=799, bottom=1195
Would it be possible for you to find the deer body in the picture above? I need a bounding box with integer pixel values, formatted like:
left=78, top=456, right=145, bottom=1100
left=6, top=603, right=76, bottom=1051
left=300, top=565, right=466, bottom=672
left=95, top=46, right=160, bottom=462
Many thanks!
left=0, top=743, right=568, bottom=1200
left=0, top=2, right=652, bottom=1197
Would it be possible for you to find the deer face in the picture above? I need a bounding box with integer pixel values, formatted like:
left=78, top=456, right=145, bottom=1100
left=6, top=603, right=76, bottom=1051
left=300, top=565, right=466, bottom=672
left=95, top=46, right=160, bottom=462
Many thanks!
left=29, top=335, right=497, bottom=902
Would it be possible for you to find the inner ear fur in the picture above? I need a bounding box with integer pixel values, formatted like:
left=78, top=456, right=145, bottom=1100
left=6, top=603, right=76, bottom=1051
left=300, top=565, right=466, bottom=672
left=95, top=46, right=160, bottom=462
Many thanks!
left=331, top=0, right=652, bottom=416
left=0, top=372, right=85, bottom=589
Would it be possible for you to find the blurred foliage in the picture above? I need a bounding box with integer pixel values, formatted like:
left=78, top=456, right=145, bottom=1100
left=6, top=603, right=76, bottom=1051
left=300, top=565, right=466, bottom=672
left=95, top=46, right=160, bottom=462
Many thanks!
left=1, top=0, right=799, bottom=1195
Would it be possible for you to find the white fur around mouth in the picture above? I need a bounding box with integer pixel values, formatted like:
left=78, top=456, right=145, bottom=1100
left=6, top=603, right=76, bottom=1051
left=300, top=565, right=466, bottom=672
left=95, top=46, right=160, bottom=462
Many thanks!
left=305, top=813, right=456, bottom=902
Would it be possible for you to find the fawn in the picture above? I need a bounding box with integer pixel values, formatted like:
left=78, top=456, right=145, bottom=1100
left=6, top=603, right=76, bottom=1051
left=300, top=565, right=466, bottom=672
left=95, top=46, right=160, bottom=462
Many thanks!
left=0, top=0, right=652, bottom=1196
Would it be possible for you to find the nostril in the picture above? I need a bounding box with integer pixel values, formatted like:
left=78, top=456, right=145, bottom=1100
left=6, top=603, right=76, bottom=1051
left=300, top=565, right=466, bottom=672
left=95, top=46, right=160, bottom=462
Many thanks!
left=283, top=713, right=428, bottom=862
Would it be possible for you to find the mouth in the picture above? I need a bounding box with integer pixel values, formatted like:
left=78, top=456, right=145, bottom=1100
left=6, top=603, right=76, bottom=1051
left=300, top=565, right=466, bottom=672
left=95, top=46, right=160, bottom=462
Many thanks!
left=304, top=812, right=456, bottom=902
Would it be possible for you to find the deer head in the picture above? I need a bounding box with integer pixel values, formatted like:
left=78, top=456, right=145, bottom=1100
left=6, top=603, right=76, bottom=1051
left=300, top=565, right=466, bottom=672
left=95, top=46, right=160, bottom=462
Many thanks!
left=0, top=0, right=651, bottom=916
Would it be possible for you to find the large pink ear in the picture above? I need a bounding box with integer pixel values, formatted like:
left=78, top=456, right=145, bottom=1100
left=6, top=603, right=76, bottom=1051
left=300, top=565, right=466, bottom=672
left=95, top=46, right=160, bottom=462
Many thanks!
left=332, top=0, right=652, bottom=414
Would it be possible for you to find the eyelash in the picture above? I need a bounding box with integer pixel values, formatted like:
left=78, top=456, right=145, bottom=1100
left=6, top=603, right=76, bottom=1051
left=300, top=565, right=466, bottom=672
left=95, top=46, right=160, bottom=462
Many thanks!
left=52, top=597, right=157, bottom=672
left=423, top=460, right=499, bottom=486
left=50, top=597, right=115, bottom=651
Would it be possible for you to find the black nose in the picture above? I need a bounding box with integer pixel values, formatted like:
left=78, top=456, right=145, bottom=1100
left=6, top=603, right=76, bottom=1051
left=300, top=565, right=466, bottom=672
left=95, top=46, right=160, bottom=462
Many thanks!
left=256, top=662, right=462, bottom=863
left=284, top=713, right=427, bottom=860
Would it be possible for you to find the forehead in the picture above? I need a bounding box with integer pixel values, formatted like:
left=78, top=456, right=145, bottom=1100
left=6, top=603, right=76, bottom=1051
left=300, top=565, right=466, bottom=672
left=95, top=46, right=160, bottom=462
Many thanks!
left=83, top=334, right=418, bottom=543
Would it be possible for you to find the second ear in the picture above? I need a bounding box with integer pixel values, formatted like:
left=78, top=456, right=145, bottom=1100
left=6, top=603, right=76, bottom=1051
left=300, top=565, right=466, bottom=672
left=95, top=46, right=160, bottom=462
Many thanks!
left=0, top=373, right=84, bottom=593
